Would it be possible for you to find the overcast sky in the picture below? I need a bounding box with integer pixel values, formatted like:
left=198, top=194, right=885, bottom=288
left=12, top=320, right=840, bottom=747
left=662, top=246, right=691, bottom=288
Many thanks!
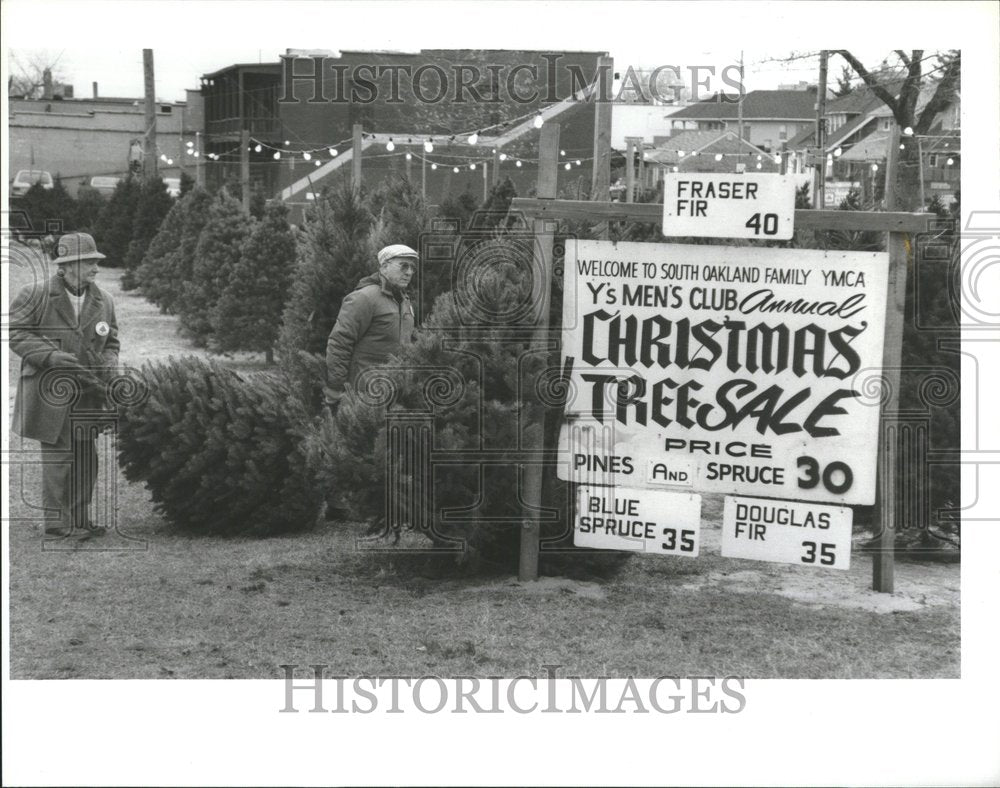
left=3, top=1, right=917, bottom=102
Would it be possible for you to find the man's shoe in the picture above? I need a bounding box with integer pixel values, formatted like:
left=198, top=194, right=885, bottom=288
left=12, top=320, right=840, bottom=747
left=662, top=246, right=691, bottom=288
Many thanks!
left=77, top=521, right=108, bottom=537
left=44, top=525, right=72, bottom=537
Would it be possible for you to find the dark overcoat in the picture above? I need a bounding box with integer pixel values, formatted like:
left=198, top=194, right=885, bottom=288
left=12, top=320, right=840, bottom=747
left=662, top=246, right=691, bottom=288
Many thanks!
left=10, top=275, right=120, bottom=444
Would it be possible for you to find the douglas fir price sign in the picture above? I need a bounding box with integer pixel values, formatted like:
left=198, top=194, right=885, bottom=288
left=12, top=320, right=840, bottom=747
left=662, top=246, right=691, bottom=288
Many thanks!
left=557, top=240, right=889, bottom=505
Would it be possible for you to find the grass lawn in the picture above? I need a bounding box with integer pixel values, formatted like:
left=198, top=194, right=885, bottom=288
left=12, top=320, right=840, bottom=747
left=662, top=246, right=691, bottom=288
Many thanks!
left=6, top=253, right=960, bottom=679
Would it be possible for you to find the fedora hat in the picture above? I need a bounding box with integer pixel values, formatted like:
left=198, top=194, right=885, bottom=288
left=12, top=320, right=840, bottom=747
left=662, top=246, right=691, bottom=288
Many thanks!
left=52, top=232, right=106, bottom=265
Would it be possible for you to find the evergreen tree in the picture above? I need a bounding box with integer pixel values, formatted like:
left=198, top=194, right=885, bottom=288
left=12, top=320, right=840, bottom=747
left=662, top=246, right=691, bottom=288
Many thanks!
left=74, top=184, right=105, bottom=234
left=310, top=238, right=582, bottom=570
left=438, top=190, right=480, bottom=231
left=365, top=174, right=430, bottom=249
left=277, top=182, right=374, bottom=407
left=134, top=193, right=189, bottom=311
left=121, top=176, right=175, bottom=290
left=93, top=175, right=141, bottom=268
left=178, top=193, right=251, bottom=346
left=117, top=357, right=323, bottom=536
left=211, top=201, right=297, bottom=361
left=179, top=170, right=195, bottom=197
left=19, top=177, right=77, bottom=237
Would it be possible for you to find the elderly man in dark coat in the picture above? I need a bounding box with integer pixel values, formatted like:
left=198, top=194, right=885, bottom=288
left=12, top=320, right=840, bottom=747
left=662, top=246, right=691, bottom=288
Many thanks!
left=10, top=232, right=120, bottom=537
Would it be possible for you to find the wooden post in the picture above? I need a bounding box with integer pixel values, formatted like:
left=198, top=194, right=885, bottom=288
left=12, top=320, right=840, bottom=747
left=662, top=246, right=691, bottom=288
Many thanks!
left=421, top=153, right=426, bottom=201
left=142, top=49, right=157, bottom=179
left=482, top=160, right=489, bottom=201
left=625, top=137, right=638, bottom=203
left=872, top=231, right=906, bottom=592
left=405, top=152, right=412, bottom=181
left=195, top=131, right=204, bottom=188
left=590, top=55, right=613, bottom=200
left=240, top=129, right=251, bottom=216
left=352, top=123, right=363, bottom=192
left=492, top=148, right=501, bottom=186
left=816, top=50, right=828, bottom=210
left=519, top=121, right=560, bottom=582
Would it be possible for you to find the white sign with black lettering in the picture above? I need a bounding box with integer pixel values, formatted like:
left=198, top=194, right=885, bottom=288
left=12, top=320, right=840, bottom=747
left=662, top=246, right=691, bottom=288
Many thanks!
left=556, top=240, right=889, bottom=505
left=575, top=486, right=701, bottom=556
left=662, top=173, right=795, bottom=240
left=721, top=496, right=852, bottom=570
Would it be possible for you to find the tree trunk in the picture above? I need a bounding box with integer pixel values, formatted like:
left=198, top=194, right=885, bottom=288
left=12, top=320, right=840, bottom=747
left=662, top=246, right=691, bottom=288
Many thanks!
left=891, top=140, right=923, bottom=212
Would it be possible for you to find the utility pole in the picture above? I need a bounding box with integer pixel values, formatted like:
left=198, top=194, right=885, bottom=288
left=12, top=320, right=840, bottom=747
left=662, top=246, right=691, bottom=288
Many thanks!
left=737, top=50, right=745, bottom=172
left=492, top=148, right=501, bottom=186
left=143, top=49, right=158, bottom=179
left=815, top=50, right=829, bottom=209
left=240, top=129, right=251, bottom=215
left=421, top=154, right=426, bottom=201
left=483, top=159, right=489, bottom=201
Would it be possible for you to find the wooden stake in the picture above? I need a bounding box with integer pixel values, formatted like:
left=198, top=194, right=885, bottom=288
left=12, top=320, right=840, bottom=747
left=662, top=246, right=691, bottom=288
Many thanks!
left=240, top=129, right=251, bottom=216
left=519, top=121, right=560, bottom=583
left=352, top=124, right=363, bottom=192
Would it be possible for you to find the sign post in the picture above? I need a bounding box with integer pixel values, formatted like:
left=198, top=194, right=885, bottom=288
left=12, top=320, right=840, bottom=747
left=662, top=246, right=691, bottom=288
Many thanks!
left=511, top=126, right=932, bottom=590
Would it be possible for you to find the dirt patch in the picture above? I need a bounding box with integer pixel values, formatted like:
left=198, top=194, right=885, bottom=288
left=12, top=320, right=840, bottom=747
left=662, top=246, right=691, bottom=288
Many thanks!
left=463, top=576, right=608, bottom=600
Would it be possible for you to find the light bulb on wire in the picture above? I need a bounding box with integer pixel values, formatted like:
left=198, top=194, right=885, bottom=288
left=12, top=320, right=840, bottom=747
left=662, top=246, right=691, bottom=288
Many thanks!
left=405, top=152, right=412, bottom=161
left=533, top=114, right=543, bottom=129
left=328, top=148, right=338, bottom=157
left=303, top=151, right=312, bottom=160
left=468, top=132, right=478, bottom=145
left=273, top=151, right=281, bottom=160
left=515, top=160, right=522, bottom=167
left=424, top=140, right=434, bottom=153
left=499, top=153, right=507, bottom=161
left=386, top=140, right=395, bottom=152
left=254, top=144, right=262, bottom=153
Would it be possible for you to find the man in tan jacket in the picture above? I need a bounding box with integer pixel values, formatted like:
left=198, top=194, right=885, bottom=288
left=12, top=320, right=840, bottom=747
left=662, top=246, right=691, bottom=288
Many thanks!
left=324, top=244, right=418, bottom=415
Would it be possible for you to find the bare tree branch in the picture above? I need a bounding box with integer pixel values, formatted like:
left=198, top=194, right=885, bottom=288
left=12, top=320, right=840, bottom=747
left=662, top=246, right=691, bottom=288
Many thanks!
left=895, top=50, right=911, bottom=67
left=832, top=50, right=901, bottom=118
left=916, top=54, right=961, bottom=133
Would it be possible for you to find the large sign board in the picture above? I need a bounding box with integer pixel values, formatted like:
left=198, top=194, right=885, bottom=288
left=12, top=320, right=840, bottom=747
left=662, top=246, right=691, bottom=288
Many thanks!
left=721, top=496, right=853, bottom=570
left=574, top=486, right=701, bottom=556
left=557, top=240, right=889, bottom=505
left=662, top=173, right=795, bottom=240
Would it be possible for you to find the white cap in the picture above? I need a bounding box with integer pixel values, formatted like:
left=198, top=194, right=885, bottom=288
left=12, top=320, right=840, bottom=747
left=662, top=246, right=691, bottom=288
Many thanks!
left=377, top=244, right=419, bottom=266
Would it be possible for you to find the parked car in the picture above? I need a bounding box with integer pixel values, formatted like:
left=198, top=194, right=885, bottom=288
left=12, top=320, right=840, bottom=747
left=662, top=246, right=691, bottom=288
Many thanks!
left=164, top=177, right=181, bottom=198
left=11, top=169, right=54, bottom=198
left=90, top=175, right=123, bottom=196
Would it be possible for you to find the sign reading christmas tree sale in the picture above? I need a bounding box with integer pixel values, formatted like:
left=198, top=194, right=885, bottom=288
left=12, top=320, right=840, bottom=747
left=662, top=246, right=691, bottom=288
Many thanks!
left=556, top=240, right=889, bottom=505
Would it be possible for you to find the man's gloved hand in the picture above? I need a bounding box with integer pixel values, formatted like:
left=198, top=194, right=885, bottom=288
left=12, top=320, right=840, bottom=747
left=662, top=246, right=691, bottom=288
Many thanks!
left=47, top=350, right=83, bottom=369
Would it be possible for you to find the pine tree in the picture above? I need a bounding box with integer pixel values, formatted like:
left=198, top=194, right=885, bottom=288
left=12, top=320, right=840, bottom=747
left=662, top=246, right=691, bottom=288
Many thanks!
left=117, top=357, right=323, bottom=536
left=366, top=174, right=429, bottom=249
left=277, top=181, right=374, bottom=407
left=178, top=193, right=251, bottom=346
left=311, top=238, right=585, bottom=571
left=74, top=184, right=105, bottom=234
left=93, top=176, right=141, bottom=268
left=19, top=179, right=77, bottom=237
left=211, top=201, right=297, bottom=361
left=134, top=193, right=188, bottom=311
left=122, top=176, right=175, bottom=290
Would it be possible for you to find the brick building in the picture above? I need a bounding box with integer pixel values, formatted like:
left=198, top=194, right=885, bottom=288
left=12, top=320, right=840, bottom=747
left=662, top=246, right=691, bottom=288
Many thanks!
left=7, top=90, right=203, bottom=196
left=199, top=49, right=607, bottom=214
